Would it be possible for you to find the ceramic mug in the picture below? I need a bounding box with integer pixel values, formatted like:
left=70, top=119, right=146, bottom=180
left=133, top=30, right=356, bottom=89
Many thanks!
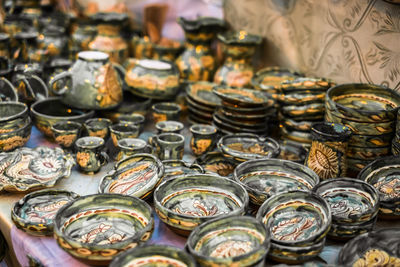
left=189, top=124, right=218, bottom=156
left=110, top=122, right=140, bottom=146
left=116, top=138, right=152, bottom=161
left=152, top=133, right=185, bottom=160
left=118, top=113, right=145, bottom=133
left=152, top=102, right=181, bottom=123
left=75, top=136, right=108, bottom=174
left=84, top=118, right=112, bottom=140
left=51, top=121, right=82, bottom=149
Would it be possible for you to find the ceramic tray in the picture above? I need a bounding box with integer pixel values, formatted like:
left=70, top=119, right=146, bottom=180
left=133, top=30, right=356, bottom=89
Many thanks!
left=0, top=147, right=75, bottom=192
left=195, top=151, right=237, bottom=177
left=12, top=189, right=79, bottom=236
left=186, top=81, right=221, bottom=108
left=213, top=86, right=273, bottom=107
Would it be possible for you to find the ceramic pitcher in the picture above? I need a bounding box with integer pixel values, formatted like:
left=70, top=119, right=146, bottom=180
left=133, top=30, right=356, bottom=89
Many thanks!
left=49, top=51, right=123, bottom=110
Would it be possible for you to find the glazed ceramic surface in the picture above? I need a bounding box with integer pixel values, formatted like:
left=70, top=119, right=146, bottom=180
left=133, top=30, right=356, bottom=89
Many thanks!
left=251, top=67, right=303, bottom=94
left=152, top=133, right=185, bottom=161
left=195, top=151, right=237, bottom=177
left=153, top=39, right=185, bottom=62
left=213, top=86, right=273, bottom=107
left=0, top=146, right=74, bottom=192
left=37, top=25, right=68, bottom=61
left=187, top=215, right=270, bottom=267
left=51, top=121, right=82, bottom=149
left=154, top=174, right=248, bottom=235
left=83, top=118, right=112, bottom=140
left=0, top=102, right=29, bottom=132
left=110, top=123, right=140, bottom=147
left=162, top=159, right=204, bottom=181
left=75, top=136, right=108, bottom=174
left=0, top=116, right=32, bottom=152
left=185, top=81, right=221, bottom=107
left=116, top=138, right=152, bottom=161
left=53, top=194, right=154, bottom=265
left=234, top=159, right=319, bottom=206
left=277, top=140, right=309, bottom=163
left=117, top=114, right=145, bottom=133
left=11, top=189, right=79, bottom=236
left=99, top=153, right=164, bottom=199
left=190, top=124, right=217, bottom=156
left=0, top=77, right=18, bottom=102
left=155, top=121, right=184, bottom=134
left=152, top=102, right=181, bottom=123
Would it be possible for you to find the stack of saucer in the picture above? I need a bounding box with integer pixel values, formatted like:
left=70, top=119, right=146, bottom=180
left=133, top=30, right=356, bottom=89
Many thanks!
left=185, top=82, right=220, bottom=124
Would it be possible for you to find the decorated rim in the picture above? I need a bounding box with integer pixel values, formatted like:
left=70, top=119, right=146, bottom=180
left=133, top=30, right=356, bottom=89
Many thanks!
left=280, top=77, right=335, bottom=92
left=190, top=124, right=217, bottom=135
left=195, top=151, right=236, bottom=177
left=156, top=133, right=184, bottom=144
left=84, top=118, right=112, bottom=129
left=0, top=102, right=27, bottom=123
left=152, top=102, right=181, bottom=113
left=117, top=138, right=147, bottom=150
left=186, top=82, right=221, bottom=107
left=75, top=136, right=104, bottom=148
left=213, top=86, right=273, bottom=106
left=217, top=31, right=262, bottom=46
left=187, top=215, right=270, bottom=264
left=155, top=120, right=184, bottom=132
left=212, top=115, right=268, bottom=136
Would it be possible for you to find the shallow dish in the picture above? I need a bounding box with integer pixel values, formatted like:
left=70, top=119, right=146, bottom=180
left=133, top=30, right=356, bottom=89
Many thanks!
left=348, top=132, right=394, bottom=148
left=186, top=95, right=214, bottom=113
left=234, top=159, right=319, bottom=206
left=12, top=190, right=79, bottom=236
left=54, top=193, right=154, bottom=265
left=221, top=100, right=271, bottom=114
left=154, top=174, right=248, bottom=236
left=188, top=103, right=213, bottom=119
left=213, top=86, right=273, bottom=107
left=195, top=151, right=237, bottom=177
left=162, top=159, right=204, bottom=181
left=281, top=126, right=312, bottom=145
left=110, top=244, right=195, bottom=267
left=281, top=118, right=313, bottom=132
left=214, top=109, right=268, bottom=128
left=186, top=215, right=270, bottom=267
left=99, top=154, right=164, bottom=200
left=219, top=106, right=272, bottom=121
left=0, top=147, right=75, bottom=192
left=186, top=81, right=221, bottom=108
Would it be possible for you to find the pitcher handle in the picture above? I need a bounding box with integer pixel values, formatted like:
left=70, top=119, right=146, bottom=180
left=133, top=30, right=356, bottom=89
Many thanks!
left=49, top=71, right=72, bottom=96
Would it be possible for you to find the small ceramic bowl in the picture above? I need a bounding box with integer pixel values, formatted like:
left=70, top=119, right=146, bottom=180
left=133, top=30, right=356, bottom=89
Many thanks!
left=0, top=116, right=32, bottom=152
left=155, top=120, right=184, bottom=134
left=117, top=113, right=145, bottom=133
left=83, top=118, right=112, bottom=140
left=99, top=153, right=164, bottom=200
left=234, top=159, right=319, bottom=206
left=51, top=121, right=82, bottom=149
left=328, top=216, right=377, bottom=240
left=54, top=193, right=154, bottom=265
left=116, top=138, right=152, bottom=161
left=110, top=244, right=196, bottom=267
left=162, top=159, right=204, bottom=181
left=12, top=189, right=79, bottom=236
left=195, top=151, right=237, bottom=177
left=152, top=102, right=182, bottom=123
left=110, top=122, right=140, bottom=146
left=0, top=102, right=29, bottom=130
left=0, top=77, right=18, bottom=102
left=186, top=215, right=270, bottom=267
left=154, top=174, right=249, bottom=236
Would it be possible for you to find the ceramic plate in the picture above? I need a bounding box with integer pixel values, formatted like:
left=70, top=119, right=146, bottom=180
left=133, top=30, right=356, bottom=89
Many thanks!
left=251, top=67, right=303, bottom=91
left=162, top=159, right=204, bottom=181
left=186, top=95, right=215, bottom=113
left=213, top=115, right=268, bottom=135
left=213, top=87, right=273, bottom=107
left=195, top=151, right=237, bottom=177
left=99, top=154, right=164, bottom=199
left=221, top=100, right=271, bottom=114
left=12, top=190, right=79, bottom=236
left=0, top=147, right=75, bottom=192
left=186, top=82, right=221, bottom=108
left=214, top=109, right=268, bottom=128
left=219, top=107, right=272, bottom=121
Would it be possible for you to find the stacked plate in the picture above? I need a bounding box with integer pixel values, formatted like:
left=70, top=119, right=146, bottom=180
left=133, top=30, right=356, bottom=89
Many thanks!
left=278, top=77, right=335, bottom=147
left=185, top=82, right=221, bottom=124
left=325, top=83, right=400, bottom=176
left=212, top=86, right=275, bottom=135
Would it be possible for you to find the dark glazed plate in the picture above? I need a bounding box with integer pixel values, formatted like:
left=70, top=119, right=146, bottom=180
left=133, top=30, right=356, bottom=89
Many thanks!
left=213, top=114, right=268, bottom=135
left=162, top=159, right=204, bottom=181
left=213, top=86, right=273, bottom=107
left=195, top=151, right=237, bottom=177
left=251, top=67, right=303, bottom=92
left=12, top=190, right=79, bottom=236
left=54, top=194, right=154, bottom=265
left=186, top=81, right=221, bottom=108
left=99, top=154, right=164, bottom=200
left=154, top=174, right=248, bottom=236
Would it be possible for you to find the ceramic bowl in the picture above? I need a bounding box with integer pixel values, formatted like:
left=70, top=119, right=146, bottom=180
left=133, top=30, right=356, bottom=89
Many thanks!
left=277, top=140, right=309, bottom=163
left=186, top=215, right=270, bottom=267
left=358, top=156, right=400, bottom=218
left=31, top=97, right=95, bottom=137
left=162, top=159, right=204, bottom=181
left=99, top=154, right=164, bottom=199
left=218, top=133, right=280, bottom=162
left=221, top=100, right=271, bottom=114
left=0, top=116, right=32, bottom=152
left=0, top=102, right=29, bottom=130
left=83, top=118, right=112, bottom=140
left=117, top=113, right=145, bottom=133
left=116, top=138, right=152, bottom=161
left=54, top=193, right=154, bottom=265
left=348, top=132, right=393, bottom=148
left=51, top=121, right=82, bottom=149
left=280, top=103, right=325, bottom=119
left=346, top=145, right=391, bottom=160
left=185, top=81, right=221, bottom=108
left=280, top=126, right=312, bottom=145
left=195, top=151, right=237, bottom=177
left=279, top=77, right=334, bottom=93
left=152, top=102, right=181, bottom=123
left=152, top=39, right=184, bottom=61
left=328, top=216, right=377, bottom=240
left=110, top=244, right=196, bottom=267
left=213, top=86, right=274, bottom=107
left=234, top=159, right=319, bottom=206
left=214, top=110, right=268, bottom=129
left=110, top=122, right=140, bottom=146
left=155, top=120, right=184, bottom=134
left=219, top=106, right=272, bottom=121
left=188, top=101, right=213, bottom=119
left=154, top=174, right=249, bottom=236
left=12, top=190, right=79, bottom=236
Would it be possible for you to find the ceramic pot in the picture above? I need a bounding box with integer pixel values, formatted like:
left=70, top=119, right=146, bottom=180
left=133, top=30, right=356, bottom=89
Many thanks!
left=37, top=26, right=68, bottom=61
left=69, top=19, right=97, bottom=58
left=305, top=122, right=352, bottom=180
left=153, top=39, right=184, bottom=62
left=49, top=51, right=123, bottom=110
left=152, top=132, right=185, bottom=160
left=176, top=17, right=225, bottom=82
left=110, top=122, right=140, bottom=147
left=51, top=121, right=82, bottom=149
left=190, top=124, right=217, bottom=156
left=214, top=31, right=261, bottom=88
left=130, top=35, right=153, bottom=59
left=75, top=136, right=108, bottom=174
left=83, top=118, right=112, bottom=140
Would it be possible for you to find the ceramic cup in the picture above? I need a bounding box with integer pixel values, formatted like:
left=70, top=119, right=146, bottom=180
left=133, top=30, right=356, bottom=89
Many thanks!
left=118, top=113, right=146, bottom=133
left=189, top=124, right=218, bottom=156
left=83, top=118, right=112, bottom=140
left=152, top=102, right=181, bottom=123
left=116, top=138, right=152, bottom=161
left=155, top=120, right=184, bottom=134
left=51, top=121, right=82, bottom=149
left=75, top=136, right=108, bottom=174
left=110, top=122, right=140, bottom=147
left=152, top=133, right=185, bottom=160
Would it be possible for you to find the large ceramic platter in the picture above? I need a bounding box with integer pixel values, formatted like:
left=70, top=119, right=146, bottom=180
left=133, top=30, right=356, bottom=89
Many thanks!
left=0, top=147, right=75, bottom=192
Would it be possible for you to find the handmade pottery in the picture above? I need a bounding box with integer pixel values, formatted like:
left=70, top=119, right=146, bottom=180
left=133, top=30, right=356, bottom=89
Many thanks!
left=280, top=102, right=325, bottom=119
left=110, top=123, right=140, bottom=147
left=12, top=32, right=40, bottom=63
left=155, top=120, right=184, bottom=134
left=11, top=190, right=79, bottom=236
left=358, top=156, right=400, bottom=218
left=0, top=56, right=13, bottom=80
left=115, top=138, right=152, bottom=161
left=83, top=118, right=112, bottom=140
left=75, top=137, right=108, bottom=174
left=154, top=174, right=248, bottom=236
left=280, top=126, right=313, bottom=145
left=110, top=244, right=195, bottom=267
left=234, top=159, right=319, bottom=206
left=190, top=124, right=217, bottom=156
left=130, top=35, right=153, bottom=59
left=0, top=102, right=29, bottom=130
left=346, top=145, right=391, bottom=160
left=151, top=102, right=181, bottom=123
left=44, top=58, right=73, bottom=85
left=176, top=17, right=225, bottom=81
left=51, top=121, right=82, bottom=149
left=186, top=95, right=215, bottom=114
left=99, top=153, right=163, bottom=199
left=213, top=86, right=273, bottom=107
left=162, top=159, right=204, bottom=181
left=186, top=81, right=221, bottom=108
left=117, top=114, right=145, bottom=133
left=152, top=132, right=185, bottom=160
left=0, top=77, right=18, bottom=102
left=251, top=67, right=303, bottom=95
left=124, top=59, right=180, bottom=100
left=88, top=12, right=129, bottom=63
left=213, top=114, right=269, bottom=136
left=69, top=19, right=97, bottom=58
left=277, top=140, right=309, bottom=163
left=305, top=122, right=352, bottom=180
left=186, top=215, right=270, bottom=267
left=0, top=33, right=10, bottom=58
left=0, top=117, right=32, bottom=152
left=49, top=51, right=123, bottom=110
left=153, top=39, right=184, bottom=62
left=37, top=25, right=68, bottom=61
left=30, top=97, right=94, bottom=138
left=53, top=194, right=154, bottom=265
left=0, top=146, right=74, bottom=192
left=195, top=151, right=236, bottom=177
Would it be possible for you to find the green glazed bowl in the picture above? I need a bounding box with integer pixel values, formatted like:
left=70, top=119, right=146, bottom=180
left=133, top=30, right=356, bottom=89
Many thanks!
left=0, top=116, right=32, bottom=152
left=154, top=174, right=249, bottom=236
left=117, top=113, right=145, bottom=133
left=84, top=118, right=112, bottom=140
left=110, top=244, right=195, bottom=267
left=186, top=215, right=270, bottom=267
left=54, top=193, right=154, bottom=265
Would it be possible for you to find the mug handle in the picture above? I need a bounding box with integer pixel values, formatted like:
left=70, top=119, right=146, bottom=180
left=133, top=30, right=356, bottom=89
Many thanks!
left=99, top=151, right=109, bottom=166
left=48, top=71, right=73, bottom=96
left=29, top=74, right=49, bottom=100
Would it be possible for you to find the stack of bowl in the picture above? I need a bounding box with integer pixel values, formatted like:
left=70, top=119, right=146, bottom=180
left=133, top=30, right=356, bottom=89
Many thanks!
left=325, top=83, right=400, bottom=176
left=212, top=86, right=275, bottom=135
left=278, top=77, right=335, bottom=147
left=185, top=82, right=220, bottom=124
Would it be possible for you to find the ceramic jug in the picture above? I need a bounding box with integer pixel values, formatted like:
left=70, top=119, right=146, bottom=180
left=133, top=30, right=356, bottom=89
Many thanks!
left=49, top=51, right=123, bottom=110
left=175, top=17, right=225, bottom=82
